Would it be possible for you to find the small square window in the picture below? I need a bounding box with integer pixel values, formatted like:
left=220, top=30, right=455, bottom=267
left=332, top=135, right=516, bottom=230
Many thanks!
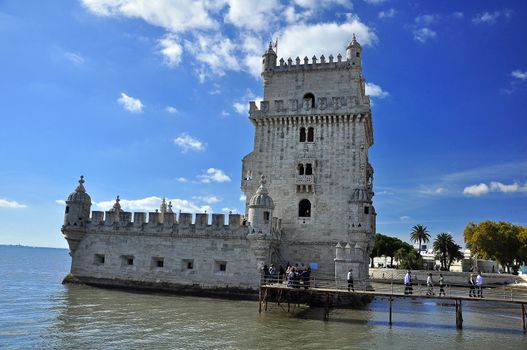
left=183, top=259, right=194, bottom=270
left=215, top=260, right=227, bottom=273
left=364, top=206, right=370, bottom=214
left=121, top=255, right=134, bottom=267
left=152, top=257, right=164, bottom=269
left=94, top=254, right=105, bottom=265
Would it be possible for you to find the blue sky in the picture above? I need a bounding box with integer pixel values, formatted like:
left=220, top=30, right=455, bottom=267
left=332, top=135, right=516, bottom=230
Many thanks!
left=0, top=0, right=526, bottom=248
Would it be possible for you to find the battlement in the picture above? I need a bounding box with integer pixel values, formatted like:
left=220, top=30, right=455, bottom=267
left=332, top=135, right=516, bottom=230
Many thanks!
left=86, top=210, right=282, bottom=238
left=271, top=54, right=361, bottom=73
left=249, top=95, right=371, bottom=119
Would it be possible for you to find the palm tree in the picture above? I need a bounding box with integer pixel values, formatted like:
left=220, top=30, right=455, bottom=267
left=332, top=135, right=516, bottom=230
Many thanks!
left=433, top=233, right=465, bottom=271
left=410, top=224, right=431, bottom=257
left=433, top=233, right=452, bottom=270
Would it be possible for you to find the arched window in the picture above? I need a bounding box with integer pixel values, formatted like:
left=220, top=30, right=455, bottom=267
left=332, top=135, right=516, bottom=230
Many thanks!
left=299, top=127, right=306, bottom=142
left=303, top=93, right=315, bottom=108
left=307, top=127, right=314, bottom=142
left=305, top=163, right=312, bottom=175
left=298, top=199, right=311, bottom=217
left=298, top=163, right=305, bottom=175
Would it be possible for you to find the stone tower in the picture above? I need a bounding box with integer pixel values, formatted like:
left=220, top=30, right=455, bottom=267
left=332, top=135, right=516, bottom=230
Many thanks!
left=241, top=37, right=375, bottom=279
left=62, top=175, right=92, bottom=255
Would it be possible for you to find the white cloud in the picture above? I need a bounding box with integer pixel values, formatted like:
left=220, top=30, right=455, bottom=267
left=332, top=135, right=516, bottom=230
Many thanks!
left=239, top=194, right=246, bottom=201
left=463, top=183, right=490, bottom=196
left=294, top=0, right=352, bottom=9
left=225, top=0, right=279, bottom=32
left=64, top=51, right=85, bottom=65
left=198, top=168, right=231, bottom=183
left=176, top=177, right=188, bottom=183
left=55, top=200, right=66, bottom=205
left=94, top=195, right=212, bottom=213
left=363, top=0, right=386, bottom=4
left=511, top=70, right=527, bottom=80
left=365, top=82, right=389, bottom=99
left=378, top=9, right=396, bottom=19
left=118, top=92, right=144, bottom=113
left=400, top=215, right=411, bottom=221
left=452, top=12, right=464, bottom=19
left=415, top=14, right=439, bottom=26
left=0, top=198, right=27, bottom=209
left=233, top=90, right=262, bottom=115
left=221, top=110, right=230, bottom=117
left=276, top=17, right=377, bottom=61
left=221, top=207, right=239, bottom=214
left=419, top=187, right=446, bottom=195
left=165, top=106, right=178, bottom=114
left=472, top=9, right=513, bottom=25
left=413, top=27, right=437, bottom=43
left=463, top=181, right=527, bottom=196
left=81, top=0, right=217, bottom=32
left=174, top=133, right=205, bottom=153
left=159, top=34, right=182, bottom=67
left=193, top=195, right=221, bottom=204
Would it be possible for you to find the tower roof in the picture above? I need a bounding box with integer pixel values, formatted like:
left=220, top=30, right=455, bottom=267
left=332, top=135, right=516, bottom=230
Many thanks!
left=347, top=34, right=362, bottom=49
left=249, top=175, right=274, bottom=208
left=109, top=195, right=123, bottom=212
left=67, top=175, right=91, bottom=204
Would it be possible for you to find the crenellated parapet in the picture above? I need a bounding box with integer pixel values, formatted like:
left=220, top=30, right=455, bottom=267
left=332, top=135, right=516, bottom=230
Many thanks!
left=272, top=53, right=361, bottom=73
left=85, top=210, right=282, bottom=239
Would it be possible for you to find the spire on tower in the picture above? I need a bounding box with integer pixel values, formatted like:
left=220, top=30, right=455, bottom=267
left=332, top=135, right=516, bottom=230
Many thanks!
left=75, top=175, right=86, bottom=193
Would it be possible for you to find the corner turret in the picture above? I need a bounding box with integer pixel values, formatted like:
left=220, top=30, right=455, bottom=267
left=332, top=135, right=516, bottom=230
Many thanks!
left=62, top=175, right=92, bottom=255
left=346, top=34, right=362, bottom=68
left=262, top=42, right=277, bottom=86
left=247, top=175, right=274, bottom=235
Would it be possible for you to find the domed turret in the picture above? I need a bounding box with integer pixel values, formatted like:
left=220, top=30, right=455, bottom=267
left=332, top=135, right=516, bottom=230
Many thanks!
left=64, top=175, right=91, bottom=227
left=248, top=175, right=274, bottom=234
left=346, top=34, right=362, bottom=67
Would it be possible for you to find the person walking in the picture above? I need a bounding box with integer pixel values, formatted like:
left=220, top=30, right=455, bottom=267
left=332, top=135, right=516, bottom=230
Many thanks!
left=426, top=273, right=434, bottom=296
left=347, top=268, right=354, bottom=292
left=476, top=271, right=483, bottom=298
left=468, top=273, right=476, bottom=297
left=438, top=273, right=446, bottom=297
left=404, top=270, right=413, bottom=295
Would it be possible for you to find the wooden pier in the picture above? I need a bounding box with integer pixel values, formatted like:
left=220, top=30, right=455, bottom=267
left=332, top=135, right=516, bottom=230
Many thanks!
left=258, top=281, right=527, bottom=331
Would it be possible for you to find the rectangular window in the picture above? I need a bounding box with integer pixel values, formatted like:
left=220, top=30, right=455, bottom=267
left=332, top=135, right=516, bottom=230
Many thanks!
left=183, top=259, right=194, bottom=270
left=215, top=260, right=227, bottom=273
left=152, top=257, right=164, bottom=269
left=94, top=254, right=105, bottom=265
left=121, top=255, right=134, bottom=266
left=364, top=206, right=370, bottom=214
left=264, top=211, right=270, bottom=222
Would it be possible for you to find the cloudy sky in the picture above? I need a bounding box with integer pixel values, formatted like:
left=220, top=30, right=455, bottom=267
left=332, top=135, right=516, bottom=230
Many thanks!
left=0, top=0, right=526, bottom=248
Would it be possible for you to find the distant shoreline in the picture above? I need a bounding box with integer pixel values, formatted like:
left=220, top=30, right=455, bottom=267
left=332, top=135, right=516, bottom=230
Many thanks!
left=0, top=244, right=67, bottom=250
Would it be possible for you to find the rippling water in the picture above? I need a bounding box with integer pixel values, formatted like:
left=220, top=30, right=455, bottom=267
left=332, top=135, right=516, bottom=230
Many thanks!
left=0, top=245, right=525, bottom=349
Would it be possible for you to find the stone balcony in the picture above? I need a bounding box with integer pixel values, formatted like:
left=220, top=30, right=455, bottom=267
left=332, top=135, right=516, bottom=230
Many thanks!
left=296, top=175, right=315, bottom=193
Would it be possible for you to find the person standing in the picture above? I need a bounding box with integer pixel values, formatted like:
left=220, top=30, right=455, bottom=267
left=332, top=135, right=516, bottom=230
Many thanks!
left=476, top=271, right=483, bottom=298
left=404, top=270, right=413, bottom=295
left=347, top=268, right=354, bottom=292
left=468, top=273, right=476, bottom=297
left=438, top=273, right=446, bottom=297
left=426, top=273, right=434, bottom=296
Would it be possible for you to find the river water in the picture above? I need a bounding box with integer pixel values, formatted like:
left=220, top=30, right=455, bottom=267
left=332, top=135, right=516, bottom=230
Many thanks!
left=0, top=245, right=525, bottom=349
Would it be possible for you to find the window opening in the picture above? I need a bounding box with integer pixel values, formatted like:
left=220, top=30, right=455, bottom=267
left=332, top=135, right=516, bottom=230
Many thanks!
left=307, top=127, right=314, bottom=142
left=364, top=206, right=369, bottom=214
left=303, top=93, right=315, bottom=108
left=298, top=163, right=304, bottom=175
left=264, top=211, right=270, bottom=222
left=298, top=199, right=311, bottom=217
left=305, top=163, right=313, bottom=175
left=299, top=127, right=306, bottom=142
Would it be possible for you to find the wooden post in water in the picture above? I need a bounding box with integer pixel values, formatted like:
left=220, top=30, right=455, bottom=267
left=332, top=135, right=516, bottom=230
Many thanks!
left=389, top=297, right=393, bottom=326
left=522, top=303, right=526, bottom=331
left=324, top=292, right=330, bottom=321
left=455, top=299, right=463, bottom=329
left=264, top=288, right=268, bottom=311
left=258, top=287, right=262, bottom=314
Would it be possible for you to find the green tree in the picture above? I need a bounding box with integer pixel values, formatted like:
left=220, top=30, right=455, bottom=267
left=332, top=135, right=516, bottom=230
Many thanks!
left=370, top=233, right=415, bottom=267
left=410, top=224, right=431, bottom=257
left=464, top=221, right=523, bottom=273
left=399, top=250, right=423, bottom=270
left=433, top=232, right=465, bottom=271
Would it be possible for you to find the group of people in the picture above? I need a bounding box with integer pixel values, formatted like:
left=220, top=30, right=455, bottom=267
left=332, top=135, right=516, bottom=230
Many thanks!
left=403, top=270, right=484, bottom=297
left=261, top=263, right=311, bottom=289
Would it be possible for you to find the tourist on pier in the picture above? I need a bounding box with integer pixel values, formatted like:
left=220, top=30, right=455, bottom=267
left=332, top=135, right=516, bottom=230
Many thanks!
left=468, top=273, right=476, bottom=297
left=269, top=264, right=277, bottom=283
left=404, top=271, right=413, bottom=295
left=279, top=265, right=285, bottom=283
left=438, top=274, right=446, bottom=296
left=302, top=267, right=311, bottom=289
left=347, top=268, right=355, bottom=292
left=476, top=272, right=483, bottom=298
left=426, top=273, right=434, bottom=296
left=263, top=264, right=269, bottom=284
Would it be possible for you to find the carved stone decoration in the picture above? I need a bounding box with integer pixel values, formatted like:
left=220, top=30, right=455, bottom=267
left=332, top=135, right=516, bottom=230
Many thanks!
left=319, top=97, right=327, bottom=110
